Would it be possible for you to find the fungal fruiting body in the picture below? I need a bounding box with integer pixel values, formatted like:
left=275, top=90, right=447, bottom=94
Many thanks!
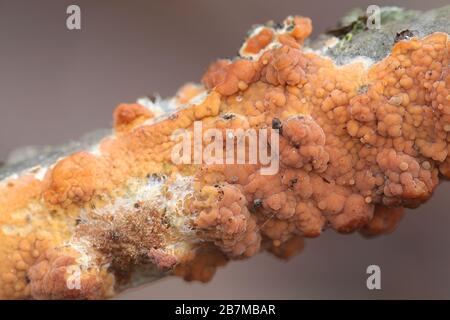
left=1, top=7, right=450, bottom=299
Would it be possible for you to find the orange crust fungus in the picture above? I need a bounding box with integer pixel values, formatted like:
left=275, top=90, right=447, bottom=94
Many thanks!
left=0, top=9, right=449, bottom=299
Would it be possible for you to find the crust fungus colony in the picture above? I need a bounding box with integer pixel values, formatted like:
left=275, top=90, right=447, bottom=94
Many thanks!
left=0, top=10, right=449, bottom=299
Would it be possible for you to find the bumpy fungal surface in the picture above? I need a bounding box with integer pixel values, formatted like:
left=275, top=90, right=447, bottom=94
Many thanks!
left=1, top=6, right=450, bottom=299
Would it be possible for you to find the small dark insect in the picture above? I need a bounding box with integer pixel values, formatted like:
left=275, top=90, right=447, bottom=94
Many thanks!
left=134, top=203, right=141, bottom=209
left=395, top=29, right=416, bottom=43
left=289, top=178, right=298, bottom=189
left=272, top=118, right=283, bottom=134
left=161, top=216, right=171, bottom=229
left=222, top=113, right=235, bottom=120
left=252, top=198, right=263, bottom=212
left=75, top=218, right=82, bottom=226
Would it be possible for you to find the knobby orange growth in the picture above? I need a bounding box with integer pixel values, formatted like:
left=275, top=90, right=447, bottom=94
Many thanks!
left=0, top=14, right=449, bottom=299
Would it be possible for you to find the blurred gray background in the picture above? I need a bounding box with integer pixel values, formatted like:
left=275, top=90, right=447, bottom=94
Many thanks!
left=1, top=0, right=450, bottom=299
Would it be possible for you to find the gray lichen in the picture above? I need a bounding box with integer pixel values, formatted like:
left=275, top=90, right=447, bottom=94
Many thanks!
left=324, top=5, right=450, bottom=64
left=0, top=129, right=111, bottom=180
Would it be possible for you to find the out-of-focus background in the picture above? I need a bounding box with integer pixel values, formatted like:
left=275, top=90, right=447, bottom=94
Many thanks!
left=1, top=0, right=450, bottom=299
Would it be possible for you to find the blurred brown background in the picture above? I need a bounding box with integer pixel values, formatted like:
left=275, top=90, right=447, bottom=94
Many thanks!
left=1, top=0, right=450, bottom=299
